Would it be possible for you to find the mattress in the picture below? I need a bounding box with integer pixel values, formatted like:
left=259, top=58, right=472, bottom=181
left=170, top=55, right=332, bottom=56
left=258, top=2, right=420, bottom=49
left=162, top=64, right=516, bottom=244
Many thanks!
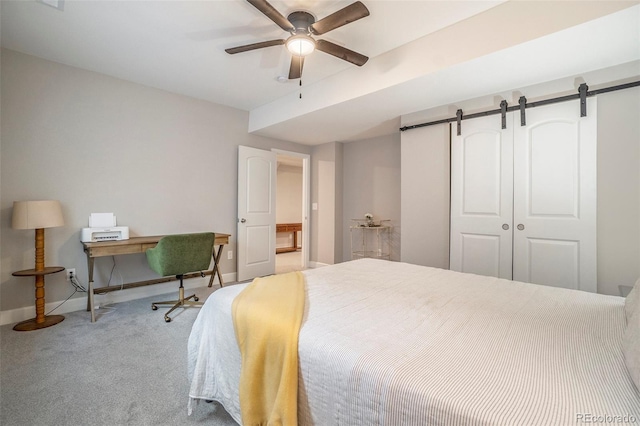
left=188, top=258, right=640, bottom=425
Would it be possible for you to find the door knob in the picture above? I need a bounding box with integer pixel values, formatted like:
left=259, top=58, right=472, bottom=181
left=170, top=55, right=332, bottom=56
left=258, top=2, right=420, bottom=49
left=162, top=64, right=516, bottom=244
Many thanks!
left=502, top=224, right=509, bottom=230
left=517, top=224, right=525, bottom=230
left=240, top=218, right=246, bottom=223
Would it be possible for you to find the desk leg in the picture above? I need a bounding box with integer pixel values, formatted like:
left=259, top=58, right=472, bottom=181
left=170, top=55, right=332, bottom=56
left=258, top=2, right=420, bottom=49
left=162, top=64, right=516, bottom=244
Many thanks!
left=86, top=256, right=96, bottom=323
left=208, top=244, right=225, bottom=288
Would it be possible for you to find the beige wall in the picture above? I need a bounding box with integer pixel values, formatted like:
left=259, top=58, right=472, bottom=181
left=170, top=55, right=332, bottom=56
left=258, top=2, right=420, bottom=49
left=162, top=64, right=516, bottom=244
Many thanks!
left=0, top=49, right=311, bottom=315
left=342, top=134, right=401, bottom=262
left=276, top=165, right=303, bottom=248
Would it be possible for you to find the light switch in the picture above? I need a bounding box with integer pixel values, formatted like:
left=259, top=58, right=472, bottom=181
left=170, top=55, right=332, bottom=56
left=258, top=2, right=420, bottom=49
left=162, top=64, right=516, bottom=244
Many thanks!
left=312, top=203, right=318, bottom=210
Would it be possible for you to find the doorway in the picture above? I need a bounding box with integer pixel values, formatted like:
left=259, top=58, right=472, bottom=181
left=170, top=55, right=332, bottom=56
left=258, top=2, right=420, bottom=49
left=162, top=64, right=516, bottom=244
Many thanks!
left=273, top=149, right=310, bottom=274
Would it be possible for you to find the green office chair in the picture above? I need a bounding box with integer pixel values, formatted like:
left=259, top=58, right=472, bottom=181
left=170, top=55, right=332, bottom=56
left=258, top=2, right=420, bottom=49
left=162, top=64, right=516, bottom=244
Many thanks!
left=146, top=232, right=215, bottom=322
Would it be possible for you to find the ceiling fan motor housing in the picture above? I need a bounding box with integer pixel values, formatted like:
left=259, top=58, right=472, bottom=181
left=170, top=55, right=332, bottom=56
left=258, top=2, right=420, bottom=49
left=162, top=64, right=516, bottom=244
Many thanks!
left=287, top=11, right=315, bottom=34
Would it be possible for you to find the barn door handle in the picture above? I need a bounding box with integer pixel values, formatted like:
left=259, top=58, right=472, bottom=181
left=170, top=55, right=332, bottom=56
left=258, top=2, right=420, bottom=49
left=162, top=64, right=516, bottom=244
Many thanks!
left=517, top=224, right=525, bottom=231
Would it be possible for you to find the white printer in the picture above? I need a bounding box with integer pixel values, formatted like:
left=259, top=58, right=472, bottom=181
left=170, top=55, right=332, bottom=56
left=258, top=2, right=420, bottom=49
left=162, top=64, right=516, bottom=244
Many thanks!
left=81, top=213, right=129, bottom=242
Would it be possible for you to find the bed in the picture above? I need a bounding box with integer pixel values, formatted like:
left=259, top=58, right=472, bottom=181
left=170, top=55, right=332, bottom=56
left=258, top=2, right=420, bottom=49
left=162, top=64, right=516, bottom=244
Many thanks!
left=188, top=258, right=640, bottom=425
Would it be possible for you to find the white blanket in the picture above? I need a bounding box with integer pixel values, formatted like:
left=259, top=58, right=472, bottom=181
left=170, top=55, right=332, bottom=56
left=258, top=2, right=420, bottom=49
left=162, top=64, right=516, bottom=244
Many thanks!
left=188, top=259, right=640, bottom=425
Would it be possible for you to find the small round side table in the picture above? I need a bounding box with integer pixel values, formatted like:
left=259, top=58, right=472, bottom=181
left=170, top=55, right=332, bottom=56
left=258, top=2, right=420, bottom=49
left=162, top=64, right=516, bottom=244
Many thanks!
left=12, top=266, right=65, bottom=331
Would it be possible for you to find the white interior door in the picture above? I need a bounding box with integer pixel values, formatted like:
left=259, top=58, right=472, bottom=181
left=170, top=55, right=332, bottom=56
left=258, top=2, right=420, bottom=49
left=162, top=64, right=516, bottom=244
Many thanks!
left=237, top=145, right=276, bottom=281
left=513, top=98, right=597, bottom=292
left=450, top=115, right=514, bottom=279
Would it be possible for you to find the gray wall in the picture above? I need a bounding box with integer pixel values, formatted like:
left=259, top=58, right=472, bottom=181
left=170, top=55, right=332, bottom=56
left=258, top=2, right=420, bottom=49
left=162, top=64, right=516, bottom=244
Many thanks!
left=0, top=49, right=311, bottom=313
left=400, top=124, right=450, bottom=269
left=310, top=142, right=341, bottom=265
left=342, top=134, right=401, bottom=262
left=597, top=86, right=640, bottom=296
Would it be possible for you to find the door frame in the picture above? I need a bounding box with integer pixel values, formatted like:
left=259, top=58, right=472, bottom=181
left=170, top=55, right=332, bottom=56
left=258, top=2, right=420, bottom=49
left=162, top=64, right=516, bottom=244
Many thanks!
left=272, top=149, right=311, bottom=271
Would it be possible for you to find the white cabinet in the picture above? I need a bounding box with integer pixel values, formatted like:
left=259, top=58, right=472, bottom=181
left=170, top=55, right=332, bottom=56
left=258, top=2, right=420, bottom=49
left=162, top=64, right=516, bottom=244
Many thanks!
left=450, top=99, right=597, bottom=292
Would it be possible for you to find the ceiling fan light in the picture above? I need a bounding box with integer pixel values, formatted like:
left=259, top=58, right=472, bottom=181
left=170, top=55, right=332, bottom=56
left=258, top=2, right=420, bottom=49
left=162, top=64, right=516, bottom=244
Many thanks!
left=286, top=35, right=316, bottom=57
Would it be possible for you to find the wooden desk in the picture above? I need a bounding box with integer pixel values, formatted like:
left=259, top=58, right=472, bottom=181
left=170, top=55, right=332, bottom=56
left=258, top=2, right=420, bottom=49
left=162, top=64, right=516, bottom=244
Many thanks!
left=276, top=223, right=302, bottom=254
left=82, top=233, right=230, bottom=322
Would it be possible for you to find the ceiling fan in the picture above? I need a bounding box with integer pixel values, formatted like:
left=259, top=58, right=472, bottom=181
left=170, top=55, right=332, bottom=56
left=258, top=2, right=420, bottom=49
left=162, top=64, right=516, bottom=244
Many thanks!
left=225, top=0, right=370, bottom=80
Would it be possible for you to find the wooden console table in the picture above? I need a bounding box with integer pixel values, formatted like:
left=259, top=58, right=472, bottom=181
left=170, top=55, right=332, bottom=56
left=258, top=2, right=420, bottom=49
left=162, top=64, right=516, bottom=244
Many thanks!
left=82, top=233, right=230, bottom=322
left=276, top=223, right=302, bottom=254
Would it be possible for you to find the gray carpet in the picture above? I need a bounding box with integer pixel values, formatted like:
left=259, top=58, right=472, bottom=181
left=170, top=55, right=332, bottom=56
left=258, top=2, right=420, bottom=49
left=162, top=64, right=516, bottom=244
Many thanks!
left=0, top=285, right=239, bottom=426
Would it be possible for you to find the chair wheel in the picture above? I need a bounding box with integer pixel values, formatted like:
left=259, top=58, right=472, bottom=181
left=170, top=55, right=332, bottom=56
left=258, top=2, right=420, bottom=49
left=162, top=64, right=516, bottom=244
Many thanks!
left=194, top=296, right=199, bottom=302
left=164, top=316, right=171, bottom=323
left=151, top=305, right=157, bottom=310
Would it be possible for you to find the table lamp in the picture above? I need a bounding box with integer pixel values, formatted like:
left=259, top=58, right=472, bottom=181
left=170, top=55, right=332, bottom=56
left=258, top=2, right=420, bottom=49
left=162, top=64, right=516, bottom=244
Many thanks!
left=12, top=200, right=66, bottom=331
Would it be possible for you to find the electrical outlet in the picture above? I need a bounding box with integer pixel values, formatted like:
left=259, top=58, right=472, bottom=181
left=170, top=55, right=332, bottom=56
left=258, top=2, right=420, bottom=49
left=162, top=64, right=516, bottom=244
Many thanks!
left=66, top=268, right=76, bottom=281
left=227, top=250, right=233, bottom=260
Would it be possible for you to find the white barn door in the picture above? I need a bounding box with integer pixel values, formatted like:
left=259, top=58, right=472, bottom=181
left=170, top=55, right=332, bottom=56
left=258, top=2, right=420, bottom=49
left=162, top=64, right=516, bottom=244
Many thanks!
left=450, top=115, right=514, bottom=279
left=512, top=98, right=597, bottom=292
left=237, top=145, right=276, bottom=282
left=450, top=98, right=597, bottom=292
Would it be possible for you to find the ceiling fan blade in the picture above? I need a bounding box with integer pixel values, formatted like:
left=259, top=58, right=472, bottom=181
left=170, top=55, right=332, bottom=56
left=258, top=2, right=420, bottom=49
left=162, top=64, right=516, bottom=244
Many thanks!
left=316, top=40, right=368, bottom=66
left=310, top=1, right=370, bottom=35
left=288, top=56, right=304, bottom=79
left=225, top=39, right=285, bottom=54
left=247, top=0, right=294, bottom=32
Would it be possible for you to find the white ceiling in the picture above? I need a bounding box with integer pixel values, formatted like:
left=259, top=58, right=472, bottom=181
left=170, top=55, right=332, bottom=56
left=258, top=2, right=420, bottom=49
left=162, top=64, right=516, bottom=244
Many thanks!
left=2, top=1, right=639, bottom=145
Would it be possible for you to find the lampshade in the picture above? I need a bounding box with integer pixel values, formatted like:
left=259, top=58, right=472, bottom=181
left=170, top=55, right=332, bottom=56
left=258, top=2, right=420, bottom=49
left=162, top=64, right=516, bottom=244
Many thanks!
left=286, top=34, right=316, bottom=57
left=12, top=200, right=64, bottom=230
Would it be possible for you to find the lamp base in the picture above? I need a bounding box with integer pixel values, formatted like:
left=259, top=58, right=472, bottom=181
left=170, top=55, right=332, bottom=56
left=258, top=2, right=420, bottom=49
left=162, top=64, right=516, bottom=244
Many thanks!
left=13, top=315, right=64, bottom=331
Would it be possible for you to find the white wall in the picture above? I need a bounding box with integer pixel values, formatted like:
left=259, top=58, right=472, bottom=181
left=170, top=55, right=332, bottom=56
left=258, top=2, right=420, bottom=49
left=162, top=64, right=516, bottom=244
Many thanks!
left=342, top=134, right=401, bottom=262
left=0, top=49, right=311, bottom=316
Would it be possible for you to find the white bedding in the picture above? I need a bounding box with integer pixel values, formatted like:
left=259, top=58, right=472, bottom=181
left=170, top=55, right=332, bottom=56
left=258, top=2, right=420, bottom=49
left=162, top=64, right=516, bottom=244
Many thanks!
left=188, top=259, right=640, bottom=425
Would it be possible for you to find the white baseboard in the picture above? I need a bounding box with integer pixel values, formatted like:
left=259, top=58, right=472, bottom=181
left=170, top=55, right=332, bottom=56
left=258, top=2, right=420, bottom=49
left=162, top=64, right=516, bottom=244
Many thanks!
left=0, top=272, right=237, bottom=326
left=308, top=261, right=330, bottom=268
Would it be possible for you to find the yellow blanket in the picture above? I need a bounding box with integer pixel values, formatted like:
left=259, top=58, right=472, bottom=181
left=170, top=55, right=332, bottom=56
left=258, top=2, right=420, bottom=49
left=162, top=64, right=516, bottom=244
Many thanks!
left=232, top=271, right=305, bottom=426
